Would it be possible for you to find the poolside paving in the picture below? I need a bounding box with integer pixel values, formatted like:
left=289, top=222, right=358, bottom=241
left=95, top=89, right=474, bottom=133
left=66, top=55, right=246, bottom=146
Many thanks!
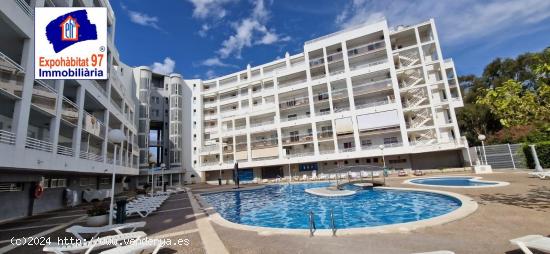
left=1, top=171, right=549, bottom=253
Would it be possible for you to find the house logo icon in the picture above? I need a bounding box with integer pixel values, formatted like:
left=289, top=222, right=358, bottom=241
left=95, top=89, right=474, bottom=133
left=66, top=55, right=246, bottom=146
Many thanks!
left=61, top=16, right=79, bottom=41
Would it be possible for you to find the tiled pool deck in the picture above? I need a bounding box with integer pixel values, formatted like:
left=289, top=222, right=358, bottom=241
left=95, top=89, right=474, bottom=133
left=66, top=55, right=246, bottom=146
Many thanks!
left=1, top=171, right=549, bottom=253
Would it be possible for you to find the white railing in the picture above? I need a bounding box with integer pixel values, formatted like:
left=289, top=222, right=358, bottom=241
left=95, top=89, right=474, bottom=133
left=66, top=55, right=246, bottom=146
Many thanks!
left=353, top=78, right=392, bottom=94
left=282, top=133, right=313, bottom=144
left=340, top=147, right=356, bottom=153
left=201, top=144, right=220, bottom=153
left=410, top=139, right=438, bottom=146
left=355, top=98, right=393, bottom=110
left=349, top=59, right=388, bottom=71
left=25, top=137, right=53, bottom=152
left=334, top=106, right=350, bottom=113
left=278, top=78, right=307, bottom=89
left=287, top=151, right=315, bottom=158
left=279, top=97, right=309, bottom=110
left=362, top=142, right=403, bottom=150
left=201, top=161, right=219, bottom=166
left=326, top=51, right=344, bottom=63
left=251, top=138, right=278, bottom=148
left=80, top=151, right=104, bottom=162
left=316, top=110, right=331, bottom=116
left=110, top=97, right=123, bottom=114
left=250, top=120, right=275, bottom=128
left=280, top=114, right=310, bottom=122
left=317, top=131, right=334, bottom=140
left=0, top=130, right=16, bottom=145
left=319, top=149, right=335, bottom=154
left=57, top=145, right=73, bottom=156
left=347, top=40, right=385, bottom=58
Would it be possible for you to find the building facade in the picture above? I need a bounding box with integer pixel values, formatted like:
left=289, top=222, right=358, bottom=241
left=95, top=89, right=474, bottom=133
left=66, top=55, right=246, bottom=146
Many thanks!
left=0, top=0, right=139, bottom=221
left=190, top=19, right=469, bottom=183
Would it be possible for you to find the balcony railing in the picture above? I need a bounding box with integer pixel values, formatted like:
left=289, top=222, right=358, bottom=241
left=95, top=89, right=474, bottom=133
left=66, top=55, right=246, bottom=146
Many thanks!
left=92, top=80, right=107, bottom=96
left=362, top=142, right=403, bottom=150
left=340, top=147, right=356, bottom=153
left=15, top=0, right=33, bottom=17
left=201, top=161, right=219, bottom=166
left=331, top=88, right=348, bottom=100
left=326, top=52, right=344, bottom=63
left=319, top=149, right=335, bottom=154
left=32, top=80, right=57, bottom=116
left=279, top=96, right=309, bottom=110
left=250, top=120, right=275, bottom=128
left=317, top=131, right=333, bottom=140
left=309, top=56, right=324, bottom=68
left=355, top=98, right=394, bottom=110
left=353, top=78, right=392, bottom=95
left=287, top=151, right=315, bottom=158
left=282, top=133, right=313, bottom=144
left=110, top=97, right=123, bottom=114
left=280, top=114, right=310, bottom=122
left=278, top=78, right=307, bottom=89
left=235, top=142, right=247, bottom=151
left=201, top=144, right=220, bottom=153
left=57, top=145, right=74, bottom=157
left=313, top=92, right=329, bottom=102
left=61, top=97, right=79, bottom=125
left=0, top=51, right=25, bottom=99
left=349, top=59, right=388, bottom=71
left=0, top=130, right=16, bottom=145
left=25, top=137, right=53, bottom=153
left=251, top=138, right=278, bottom=149
left=347, top=40, right=385, bottom=59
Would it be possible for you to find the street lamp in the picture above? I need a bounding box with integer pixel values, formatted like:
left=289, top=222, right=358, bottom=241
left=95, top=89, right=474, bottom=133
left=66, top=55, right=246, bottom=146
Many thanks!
left=160, top=163, right=166, bottom=191
left=379, top=145, right=386, bottom=168
left=108, top=128, right=126, bottom=225
left=478, top=134, right=487, bottom=165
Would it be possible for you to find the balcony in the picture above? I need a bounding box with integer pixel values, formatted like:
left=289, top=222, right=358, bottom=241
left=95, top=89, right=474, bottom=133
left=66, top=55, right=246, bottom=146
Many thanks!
left=362, top=142, right=403, bottom=150
left=0, top=130, right=16, bottom=145
left=279, top=97, right=309, bottom=110
left=347, top=40, right=385, bottom=59
left=201, top=144, right=220, bottom=153
left=340, top=147, right=356, bottom=153
left=317, top=131, right=334, bottom=141
left=0, top=51, right=25, bottom=99
left=57, top=145, right=74, bottom=157
left=251, top=138, right=278, bottom=149
left=353, top=78, right=393, bottom=95
left=91, top=80, right=107, bottom=97
left=280, top=114, right=310, bottom=123
left=82, top=111, right=105, bottom=138
left=287, top=151, right=314, bottom=158
left=25, top=137, right=53, bottom=153
left=282, top=133, right=313, bottom=145
left=326, top=51, right=344, bottom=64
left=278, top=78, right=307, bottom=89
left=331, top=88, right=348, bottom=100
left=15, top=0, right=33, bottom=17
left=32, top=80, right=57, bottom=116
left=355, top=98, right=394, bottom=110
left=250, top=120, right=275, bottom=128
left=61, top=97, right=79, bottom=125
left=79, top=151, right=104, bottom=162
left=309, top=56, right=325, bottom=68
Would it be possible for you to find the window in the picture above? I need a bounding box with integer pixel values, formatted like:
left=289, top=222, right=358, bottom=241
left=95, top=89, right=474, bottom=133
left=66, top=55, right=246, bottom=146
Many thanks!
left=366, top=158, right=371, bottom=163
left=80, top=177, right=94, bottom=187
left=343, top=142, right=353, bottom=149
left=48, top=178, right=67, bottom=188
left=362, top=140, right=372, bottom=146
left=383, top=137, right=398, bottom=144
left=373, top=158, right=379, bottom=163
left=0, top=183, right=23, bottom=192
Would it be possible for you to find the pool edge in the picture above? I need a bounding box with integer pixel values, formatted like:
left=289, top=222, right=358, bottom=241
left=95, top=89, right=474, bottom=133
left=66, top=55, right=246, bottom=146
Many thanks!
left=194, top=186, right=479, bottom=236
left=403, top=175, right=510, bottom=188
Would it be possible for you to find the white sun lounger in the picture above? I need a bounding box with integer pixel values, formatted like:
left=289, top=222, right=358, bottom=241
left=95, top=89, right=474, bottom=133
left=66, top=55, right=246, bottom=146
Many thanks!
left=66, top=222, right=146, bottom=241
left=43, top=231, right=146, bottom=254
left=510, top=235, right=550, bottom=254
left=528, top=171, right=550, bottom=179
left=100, top=239, right=165, bottom=254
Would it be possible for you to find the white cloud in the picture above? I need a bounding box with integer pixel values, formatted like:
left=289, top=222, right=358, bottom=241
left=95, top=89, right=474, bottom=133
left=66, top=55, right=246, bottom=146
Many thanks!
left=198, top=24, right=210, bottom=37
left=200, top=57, right=237, bottom=67
left=188, top=0, right=237, bottom=19
left=121, top=4, right=162, bottom=30
left=218, top=0, right=291, bottom=58
left=205, top=69, right=217, bottom=79
left=150, top=57, right=176, bottom=75
left=335, top=0, right=550, bottom=45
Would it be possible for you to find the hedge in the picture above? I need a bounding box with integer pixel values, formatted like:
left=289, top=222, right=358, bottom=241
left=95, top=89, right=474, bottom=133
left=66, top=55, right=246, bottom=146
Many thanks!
left=523, top=141, right=550, bottom=169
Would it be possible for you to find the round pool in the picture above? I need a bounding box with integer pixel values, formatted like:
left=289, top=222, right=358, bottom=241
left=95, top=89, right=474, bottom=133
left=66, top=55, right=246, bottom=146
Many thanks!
left=200, top=182, right=463, bottom=230
left=405, top=176, right=509, bottom=188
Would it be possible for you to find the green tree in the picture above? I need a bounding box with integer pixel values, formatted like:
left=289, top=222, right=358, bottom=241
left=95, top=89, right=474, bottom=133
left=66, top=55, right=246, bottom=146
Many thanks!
left=477, top=79, right=538, bottom=128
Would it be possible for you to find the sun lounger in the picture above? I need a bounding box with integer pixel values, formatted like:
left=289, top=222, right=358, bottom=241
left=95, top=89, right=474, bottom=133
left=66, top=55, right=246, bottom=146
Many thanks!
left=510, top=235, right=550, bottom=254
left=528, top=171, right=550, bottom=179
left=66, top=222, right=146, bottom=241
left=100, top=239, right=165, bottom=254
left=302, top=174, right=308, bottom=181
left=329, top=174, right=337, bottom=180
left=43, top=231, right=146, bottom=254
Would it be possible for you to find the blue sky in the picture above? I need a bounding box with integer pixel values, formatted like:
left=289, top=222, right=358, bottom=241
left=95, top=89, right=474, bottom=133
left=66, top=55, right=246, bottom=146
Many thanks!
left=112, top=0, right=550, bottom=80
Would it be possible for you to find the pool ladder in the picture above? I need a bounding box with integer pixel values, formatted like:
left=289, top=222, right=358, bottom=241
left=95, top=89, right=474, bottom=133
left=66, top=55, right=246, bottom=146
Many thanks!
left=308, top=209, right=337, bottom=237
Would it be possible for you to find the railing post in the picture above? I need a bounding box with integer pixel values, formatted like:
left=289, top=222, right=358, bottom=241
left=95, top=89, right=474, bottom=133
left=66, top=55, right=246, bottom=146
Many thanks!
left=309, top=210, right=316, bottom=237
left=330, top=209, right=337, bottom=237
left=507, top=143, right=516, bottom=169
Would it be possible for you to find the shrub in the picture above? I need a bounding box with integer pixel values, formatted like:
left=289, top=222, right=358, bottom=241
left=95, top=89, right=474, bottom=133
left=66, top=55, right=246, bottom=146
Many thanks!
left=523, top=141, right=550, bottom=169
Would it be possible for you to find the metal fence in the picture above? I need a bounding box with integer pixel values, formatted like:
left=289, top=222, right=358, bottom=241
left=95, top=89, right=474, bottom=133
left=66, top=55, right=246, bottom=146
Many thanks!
left=469, top=143, right=527, bottom=169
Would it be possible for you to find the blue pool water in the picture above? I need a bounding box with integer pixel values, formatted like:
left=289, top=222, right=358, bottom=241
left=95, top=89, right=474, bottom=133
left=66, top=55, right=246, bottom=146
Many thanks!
left=201, top=183, right=461, bottom=229
left=410, top=177, right=498, bottom=187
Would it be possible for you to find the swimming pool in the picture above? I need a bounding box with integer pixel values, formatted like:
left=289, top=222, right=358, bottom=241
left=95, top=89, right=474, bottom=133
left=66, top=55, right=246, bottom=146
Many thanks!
left=200, top=182, right=463, bottom=230
left=405, top=176, right=509, bottom=188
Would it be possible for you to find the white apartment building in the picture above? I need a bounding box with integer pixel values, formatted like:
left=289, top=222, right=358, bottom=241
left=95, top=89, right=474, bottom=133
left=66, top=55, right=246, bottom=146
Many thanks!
left=190, top=19, right=469, bottom=183
left=0, top=0, right=139, bottom=221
